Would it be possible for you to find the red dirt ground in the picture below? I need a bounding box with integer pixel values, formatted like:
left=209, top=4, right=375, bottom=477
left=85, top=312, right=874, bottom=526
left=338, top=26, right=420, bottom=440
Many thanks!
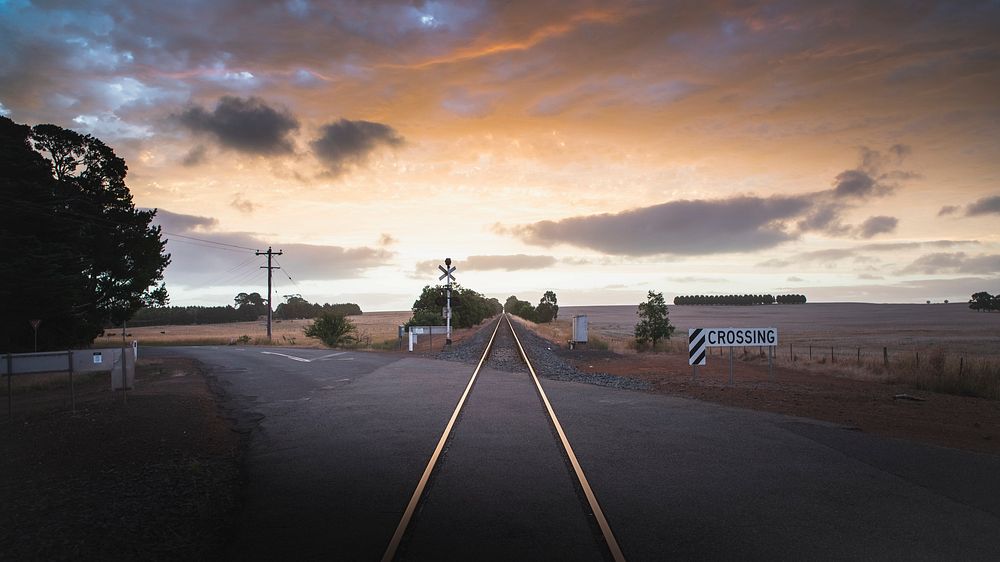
left=560, top=348, right=1000, bottom=455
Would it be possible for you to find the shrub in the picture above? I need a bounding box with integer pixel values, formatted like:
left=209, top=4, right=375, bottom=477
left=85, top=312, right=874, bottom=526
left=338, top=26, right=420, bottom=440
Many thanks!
left=304, top=313, right=357, bottom=347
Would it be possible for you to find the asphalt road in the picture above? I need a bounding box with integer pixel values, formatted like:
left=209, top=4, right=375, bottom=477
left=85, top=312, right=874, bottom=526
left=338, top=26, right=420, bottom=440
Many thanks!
left=144, top=346, right=1000, bottom=561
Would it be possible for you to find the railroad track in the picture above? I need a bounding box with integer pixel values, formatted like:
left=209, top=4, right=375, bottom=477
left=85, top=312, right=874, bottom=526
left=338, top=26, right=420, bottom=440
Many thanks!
left=381, top=313, right=626, bottom=562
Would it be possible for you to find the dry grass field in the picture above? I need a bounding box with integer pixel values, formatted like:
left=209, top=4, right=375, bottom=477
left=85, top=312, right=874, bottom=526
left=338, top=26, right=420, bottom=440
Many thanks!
left=553, top=303, right=1000, bottom=400
left=101, top=311, right=413, bottom=349
left=559, top=302, right=1000, bottom=358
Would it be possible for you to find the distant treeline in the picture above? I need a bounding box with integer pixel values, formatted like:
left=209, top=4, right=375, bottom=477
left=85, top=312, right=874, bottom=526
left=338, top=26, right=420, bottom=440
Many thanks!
left=129, top=293, right=361, bottom=326
left=276, top=296, right=362, bottom=320
left=673, top=294, right=807, bottom=306
left=130, top=305, right=258, bottom=326
left=969, top=292, right=999, bottom=312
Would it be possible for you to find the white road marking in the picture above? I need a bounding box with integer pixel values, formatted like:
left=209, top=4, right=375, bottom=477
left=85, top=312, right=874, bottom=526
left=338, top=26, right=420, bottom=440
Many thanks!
left=260, top=351, right=350, bottom=363
left=260, top=351, right=311, bottom=362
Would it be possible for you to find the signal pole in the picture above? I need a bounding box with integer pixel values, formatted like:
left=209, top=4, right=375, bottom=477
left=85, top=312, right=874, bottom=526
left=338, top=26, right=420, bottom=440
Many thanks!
left=256, top=246, right=283, bottom=341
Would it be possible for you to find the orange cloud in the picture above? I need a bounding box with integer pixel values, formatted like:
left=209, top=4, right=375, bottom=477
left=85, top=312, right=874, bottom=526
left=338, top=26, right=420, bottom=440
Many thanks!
left=384, top=8, right=631, bottom=70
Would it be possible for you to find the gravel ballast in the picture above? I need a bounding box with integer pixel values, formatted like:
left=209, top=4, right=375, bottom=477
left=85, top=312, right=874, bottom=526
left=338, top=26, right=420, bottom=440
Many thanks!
left=437, top=316, right=650, bottom=391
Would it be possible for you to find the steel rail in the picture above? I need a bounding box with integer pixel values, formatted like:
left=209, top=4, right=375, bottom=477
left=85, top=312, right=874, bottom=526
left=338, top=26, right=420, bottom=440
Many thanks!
left=505, top=314, right=628, bottom=562
left=380, top=315, right=504, bottom=562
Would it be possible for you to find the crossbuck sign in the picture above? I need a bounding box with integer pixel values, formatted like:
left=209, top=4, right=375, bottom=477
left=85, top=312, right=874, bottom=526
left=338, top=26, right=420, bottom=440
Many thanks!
left=689, top=327, right=778, bottom=365
left=438, top=264, right=456, bottom=282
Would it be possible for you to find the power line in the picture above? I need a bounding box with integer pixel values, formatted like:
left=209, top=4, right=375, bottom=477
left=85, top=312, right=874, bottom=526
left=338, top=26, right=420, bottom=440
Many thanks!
left=162, top=231, right=258, bottom=251
left=273, top=257, right=298, bottom=286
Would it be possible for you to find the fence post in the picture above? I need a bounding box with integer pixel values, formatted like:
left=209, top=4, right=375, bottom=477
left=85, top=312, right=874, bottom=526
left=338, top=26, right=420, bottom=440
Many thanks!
left=69, top=351, right=75, bottom=414
left=790, top=344, right=793, bottom=362
left=857, top=348, right=861, bottom=365
left=883, top=347, right=888, bottom=368
left=831, top=346, right=834, bottom=363
left=915, top=351, right=919, bottom=367
left=6, top=352, right=12, bottom=422
left=959, top=356, right=964, bottom=377
left=809, top=345, right=812, bottom=359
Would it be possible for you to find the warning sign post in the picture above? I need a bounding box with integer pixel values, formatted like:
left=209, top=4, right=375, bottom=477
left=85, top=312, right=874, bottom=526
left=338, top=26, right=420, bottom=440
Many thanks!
left=689, top=327, right=778, bottom=384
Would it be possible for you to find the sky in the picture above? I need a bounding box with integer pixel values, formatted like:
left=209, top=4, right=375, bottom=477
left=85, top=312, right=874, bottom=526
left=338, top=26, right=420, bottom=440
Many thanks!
left=2, top=0, right=999, bottom=311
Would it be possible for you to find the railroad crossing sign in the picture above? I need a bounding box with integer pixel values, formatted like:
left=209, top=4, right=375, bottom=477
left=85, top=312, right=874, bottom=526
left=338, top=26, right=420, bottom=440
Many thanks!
left=438, top=264, right=456, bottom=282
left=689, top=327, right=778, bottom=384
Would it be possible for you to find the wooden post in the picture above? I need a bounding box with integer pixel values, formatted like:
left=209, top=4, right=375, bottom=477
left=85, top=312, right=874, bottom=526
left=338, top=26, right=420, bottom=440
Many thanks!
left=959, top=356, right=964, bottom=377
left=857, top=348, right=861, bottom=365
left=915, top=351, right=919, bottom=367
left=883, top=347, right=888, bottom=368
left=790, top=344, right=793, bottom=361
left=809, top=345, right=812, bottom=359
left=831, top=346, right=834, bottom=363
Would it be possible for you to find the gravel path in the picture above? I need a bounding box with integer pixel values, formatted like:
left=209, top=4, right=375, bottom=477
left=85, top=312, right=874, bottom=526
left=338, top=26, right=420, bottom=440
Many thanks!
left=437, top=315, right=650, bottom=391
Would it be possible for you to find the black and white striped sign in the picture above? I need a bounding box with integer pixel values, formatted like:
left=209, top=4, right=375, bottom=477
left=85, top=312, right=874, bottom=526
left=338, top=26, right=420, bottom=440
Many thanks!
left=688, top=329, right=707, bottom=365
left=689, top=327, right=778, bottom=365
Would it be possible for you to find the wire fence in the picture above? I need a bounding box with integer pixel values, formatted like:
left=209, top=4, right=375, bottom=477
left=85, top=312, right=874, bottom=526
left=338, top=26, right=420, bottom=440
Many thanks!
left=586, top=328, right=1000, bottom=400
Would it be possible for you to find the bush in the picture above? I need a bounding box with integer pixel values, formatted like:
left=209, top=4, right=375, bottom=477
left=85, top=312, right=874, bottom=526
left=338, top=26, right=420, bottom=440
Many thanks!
left=304, top=313, right=357, bottom=347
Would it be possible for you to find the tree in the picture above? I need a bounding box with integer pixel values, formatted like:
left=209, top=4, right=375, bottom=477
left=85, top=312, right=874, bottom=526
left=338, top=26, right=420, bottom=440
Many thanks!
left=970, top=292, right=996, bottom=312
left=408, top=284, right=501, bottom=329
left=304, top=313, right=356, bottom=347
left=234, top=292, right=267, bottom=320
left=1, top=117, right=169, bottom=351
left=634, top=291, right=674, bottom=349
left=536, top=291, right=559, bottom=323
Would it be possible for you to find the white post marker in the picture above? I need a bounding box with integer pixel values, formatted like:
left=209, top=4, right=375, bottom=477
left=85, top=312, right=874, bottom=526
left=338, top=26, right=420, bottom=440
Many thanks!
left=438, top=258, right=456, bottom=346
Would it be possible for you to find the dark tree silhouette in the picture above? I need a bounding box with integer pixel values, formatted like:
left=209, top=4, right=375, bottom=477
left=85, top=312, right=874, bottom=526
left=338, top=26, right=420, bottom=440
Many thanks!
left=1, top=117, right=169, bottom=351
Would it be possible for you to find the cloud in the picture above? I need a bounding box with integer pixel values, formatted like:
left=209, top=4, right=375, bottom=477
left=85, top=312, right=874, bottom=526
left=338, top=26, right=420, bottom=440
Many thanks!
left=462, top=254, right=558, bottom=271
left=669, top=276, right=728, bottom=283
left=796, top=203, right=850, bottom=236
left=177, top=96, right=299, bottom=155
left=966, top=194, right=1000, bottom=216
left=150, top=209, right=392, bottom=285
left=832, top=145, right=913, bottom=199
left=857, top=215, right=898, bottom=238
left=181, top=144, right=208, bottom=167
left=151, top=209, right=218, bottom=233
left=230, top=193, right=255, bottom=214
left=510, top=195, right=811, bottom=256
left=377, top=233, right=397, bottom=246
left=832, top=169, right=877, bottom=198
left=938, top=205, right=959, bottom=216
left=506, top=144, right=919, bottom=256
left=310, top=119, right=403, bottom=176
left=898, top=252, right=1000, bottom=275
left=787, top=276, right=805, bottom=282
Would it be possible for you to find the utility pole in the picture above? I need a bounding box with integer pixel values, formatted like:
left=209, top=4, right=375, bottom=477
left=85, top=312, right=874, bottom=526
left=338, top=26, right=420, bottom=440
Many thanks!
left=256, top=246, right=283, bottom=341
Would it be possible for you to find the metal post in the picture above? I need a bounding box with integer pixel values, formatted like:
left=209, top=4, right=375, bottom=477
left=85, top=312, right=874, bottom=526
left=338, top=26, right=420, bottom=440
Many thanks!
left=69, top=351, right=75, bottom=413
left=445, top=257, right=453, bottom=346
left=6, top=352, right=12, bottom=422
left=768, top=345, right=773, bottom=381
left=729, top=347, right=734, bottom=386
left=692, top=364, right=697, bottom=381
left=121, top=321, right=127, bottom=404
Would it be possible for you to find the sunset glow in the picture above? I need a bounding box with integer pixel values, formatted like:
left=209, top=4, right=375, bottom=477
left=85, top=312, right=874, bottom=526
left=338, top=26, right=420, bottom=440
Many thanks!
left=3, top=1, right=998, bottom=309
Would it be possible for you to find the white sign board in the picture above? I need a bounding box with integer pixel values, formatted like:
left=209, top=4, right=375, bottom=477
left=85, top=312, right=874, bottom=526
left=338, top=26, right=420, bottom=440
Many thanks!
left=93, top=352, right=103, bottom=365
left=689, top=327, right=777, bottom=366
